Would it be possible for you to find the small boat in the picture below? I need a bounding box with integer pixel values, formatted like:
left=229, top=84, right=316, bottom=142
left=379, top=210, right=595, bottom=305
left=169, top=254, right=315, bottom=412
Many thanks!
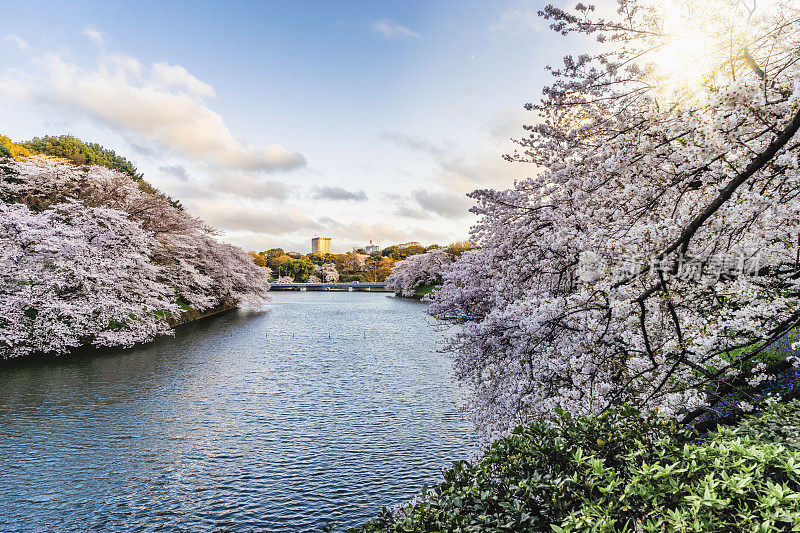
left=434, top=306, right=479, bottom=322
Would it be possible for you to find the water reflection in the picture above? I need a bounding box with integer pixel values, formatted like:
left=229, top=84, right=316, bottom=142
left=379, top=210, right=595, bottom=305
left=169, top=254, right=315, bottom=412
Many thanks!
left=0, top=292, right=474, bottom=531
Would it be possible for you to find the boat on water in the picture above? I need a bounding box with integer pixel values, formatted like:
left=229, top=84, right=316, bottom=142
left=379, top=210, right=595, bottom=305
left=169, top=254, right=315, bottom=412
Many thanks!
left=434, top=306, right=480, bottom=322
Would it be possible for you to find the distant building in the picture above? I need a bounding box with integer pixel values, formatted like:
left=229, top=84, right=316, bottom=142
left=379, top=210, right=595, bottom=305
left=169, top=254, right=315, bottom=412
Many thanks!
left=311, top=236, right=332, bottom=254
left=397, top=241, right=421, bottom=248
left=365, top=240, right=380, bottom=254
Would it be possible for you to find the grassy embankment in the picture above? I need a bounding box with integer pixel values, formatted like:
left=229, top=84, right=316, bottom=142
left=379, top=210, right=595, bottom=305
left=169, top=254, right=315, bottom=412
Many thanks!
left=413, top=284, right=437, bottom=297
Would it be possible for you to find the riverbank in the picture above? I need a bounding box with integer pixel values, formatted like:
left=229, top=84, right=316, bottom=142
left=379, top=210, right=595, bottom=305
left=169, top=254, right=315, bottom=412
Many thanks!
left=166, top=300, right=239, bottom=327
left=0, top=302, right=240, bottom=368
left=389, top=284, right=437, bottom=300
left=412, top=285, right=437, bottom=298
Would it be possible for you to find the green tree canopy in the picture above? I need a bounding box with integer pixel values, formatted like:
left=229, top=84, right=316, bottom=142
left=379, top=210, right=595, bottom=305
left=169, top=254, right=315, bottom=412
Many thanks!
left=381, top=246, right=400, bottom=260
left=283, top=259, right=315, bottom=282
left=261, top=248, right=285, bottom=260
left=382, top=244, right=428, bottom=260
left=306, top=252, right=335, bottom=265
left=268, top=254, right=293, bottom=271
left=20, top=135, right=142, bottom=179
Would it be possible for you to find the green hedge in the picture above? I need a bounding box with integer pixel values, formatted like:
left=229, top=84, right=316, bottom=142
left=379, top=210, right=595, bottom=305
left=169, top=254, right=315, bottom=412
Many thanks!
left=353, top=404, right=800, bottom=532
left=736, top=400, right=800, bottom=450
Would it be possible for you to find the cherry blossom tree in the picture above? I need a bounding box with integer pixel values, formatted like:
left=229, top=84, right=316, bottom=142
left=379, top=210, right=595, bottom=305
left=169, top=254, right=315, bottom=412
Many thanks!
left=0, top=155, right=271, bottom=358
left=387, top=245, right=469, bottom=297
left=318, top=263, right=339, bottom=283
left=0, top=200, right=180, bottom=358
left=429, top=0, right=800, bottom=435
left=342, top=252, right=369, bottom=272
left=2, top=156, right=271, bottom=308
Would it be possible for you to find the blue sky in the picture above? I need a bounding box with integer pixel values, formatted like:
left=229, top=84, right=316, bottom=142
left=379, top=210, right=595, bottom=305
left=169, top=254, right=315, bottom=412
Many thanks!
left=1, top=0, right=579, bottom=253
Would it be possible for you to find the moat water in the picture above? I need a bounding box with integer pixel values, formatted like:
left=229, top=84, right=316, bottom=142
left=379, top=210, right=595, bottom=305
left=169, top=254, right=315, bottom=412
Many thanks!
left=0, top=292, right=474, bottom=531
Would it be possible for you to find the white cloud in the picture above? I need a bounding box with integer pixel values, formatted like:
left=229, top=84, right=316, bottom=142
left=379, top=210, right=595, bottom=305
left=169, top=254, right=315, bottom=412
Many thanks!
left=103, top=53, right=142, bottom=78
left=382, top=108, right=534, bottom=221
left=5, top=34, right=29, bottom=51
left=379, top=131, right=447, bottom=155
left=317, top=217, right=443, bottom=245
left=151, top=62, right=216, bottom=99
left=412, top=189, right=473, bottom=219
left=182, top=199, right=461, bottom=253
left=313, top=186, right=368, bottom=201
left=190, top=200, right=316, bottom=235
left=217, top=230, right=309, bottom=254
left=159, top=165, right=190, bottom=181
left=156, top=164, right=293, bottom=200
left=371, top=19, right=420, bottom=40
left=393, top=204, right=430, bottom=219
left=490, top=8, right=544, bottom=34
left=1, top=51, right=305, bottom=171
left=213, top=171, right=292, bottom=199
left=81, top=26, right=105, bottom=45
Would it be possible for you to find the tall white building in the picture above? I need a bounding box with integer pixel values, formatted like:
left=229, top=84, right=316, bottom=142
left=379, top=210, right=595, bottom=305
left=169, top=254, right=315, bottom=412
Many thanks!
left=311, top=236, right=332, bottom=254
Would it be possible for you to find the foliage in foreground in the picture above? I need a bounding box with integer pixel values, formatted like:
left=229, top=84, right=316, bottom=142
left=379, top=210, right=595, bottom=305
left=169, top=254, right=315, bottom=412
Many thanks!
left=354, top=403, right=800, bottom=532
left=736, top=400, right=800, bottom=451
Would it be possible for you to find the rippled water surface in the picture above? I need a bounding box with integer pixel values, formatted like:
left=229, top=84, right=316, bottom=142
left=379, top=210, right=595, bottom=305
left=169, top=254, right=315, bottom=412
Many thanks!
left=0, top=292, right=474, bottom=531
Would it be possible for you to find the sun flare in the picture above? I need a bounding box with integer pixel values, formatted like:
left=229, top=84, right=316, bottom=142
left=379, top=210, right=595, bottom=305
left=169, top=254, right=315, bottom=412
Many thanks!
left=643, top=0, right=776, bottom=99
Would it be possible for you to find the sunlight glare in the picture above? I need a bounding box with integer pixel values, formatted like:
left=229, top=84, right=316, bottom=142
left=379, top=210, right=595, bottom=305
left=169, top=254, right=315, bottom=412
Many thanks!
left=643, top=0, right=775, bottom=99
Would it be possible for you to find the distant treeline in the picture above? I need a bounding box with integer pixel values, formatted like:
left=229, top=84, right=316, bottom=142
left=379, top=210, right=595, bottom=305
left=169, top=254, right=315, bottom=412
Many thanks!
left=248, top=243, right=462, bottom=283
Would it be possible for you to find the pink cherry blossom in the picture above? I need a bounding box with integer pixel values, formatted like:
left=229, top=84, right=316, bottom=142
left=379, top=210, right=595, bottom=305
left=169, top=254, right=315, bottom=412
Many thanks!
left=0, top=156, right=270, bottom=358
left=427, top=0, right=800, bottom=436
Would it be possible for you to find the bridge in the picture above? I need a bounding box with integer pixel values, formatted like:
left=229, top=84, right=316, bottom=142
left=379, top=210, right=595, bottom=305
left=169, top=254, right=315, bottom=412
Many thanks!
left=269, top=282, right=391, bottom=292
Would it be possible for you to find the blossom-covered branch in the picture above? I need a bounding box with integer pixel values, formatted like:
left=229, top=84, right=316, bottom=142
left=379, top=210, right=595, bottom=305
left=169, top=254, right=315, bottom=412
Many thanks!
left=429, top=0, right=800, bottom=436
